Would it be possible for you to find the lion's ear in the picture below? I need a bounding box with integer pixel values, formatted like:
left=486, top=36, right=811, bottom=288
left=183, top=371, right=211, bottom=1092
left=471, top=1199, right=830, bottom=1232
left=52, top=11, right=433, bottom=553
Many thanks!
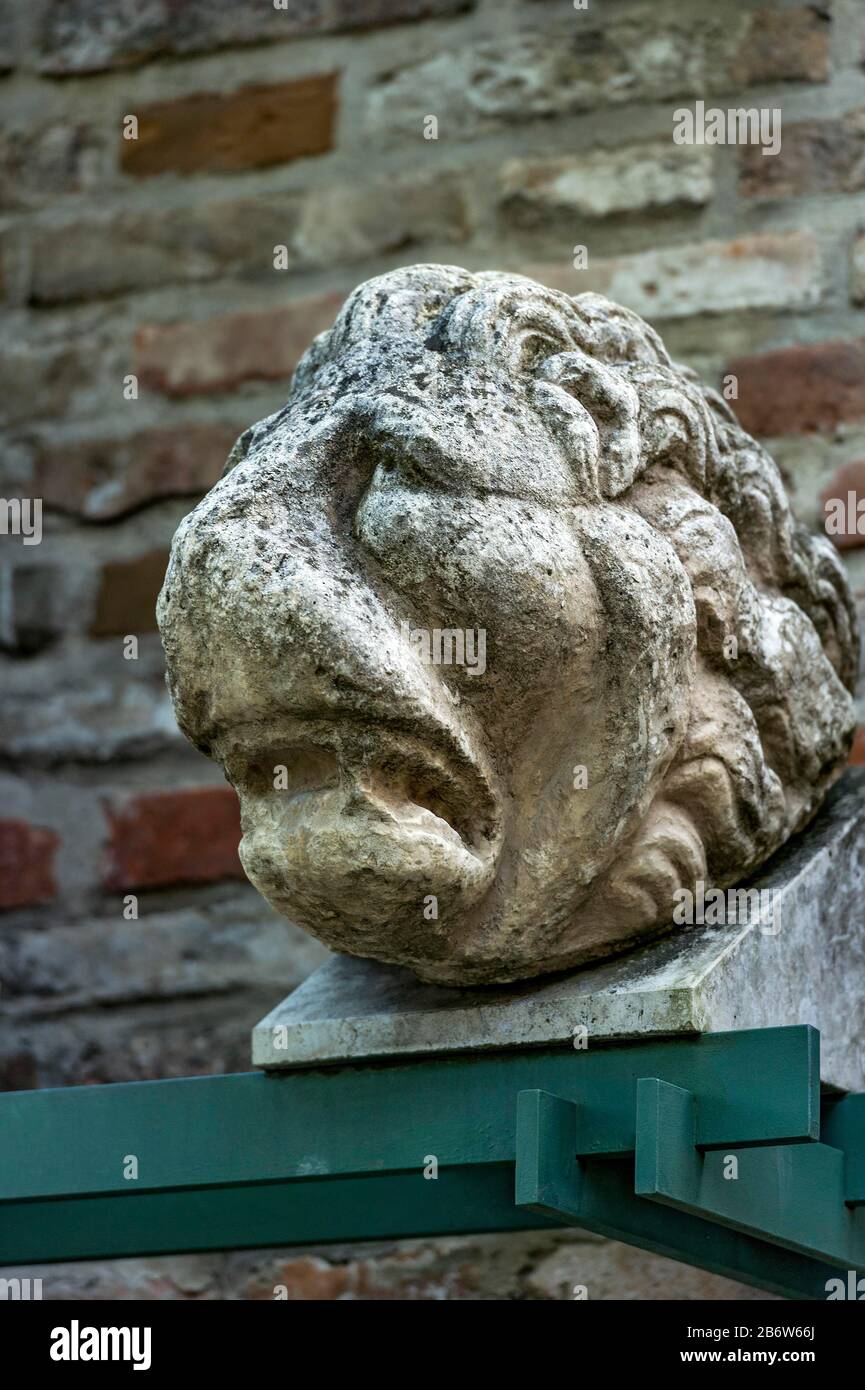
left=533, top=351, right=643, bottom=498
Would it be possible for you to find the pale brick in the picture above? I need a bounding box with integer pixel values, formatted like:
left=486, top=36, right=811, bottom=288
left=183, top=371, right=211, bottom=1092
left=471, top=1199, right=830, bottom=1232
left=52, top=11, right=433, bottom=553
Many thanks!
left=0, top=900, right=318, bottom=1007
left=25, top=199, right=303, bottom=304
left=0, top=990, right=294, bottom=1087
left=0, top=124, right=103, bottom=211
left=27, top=171, right=467, bottom=305
left=526, top=232, right=822, bottom=322
left=294, top=171, right=470, bottom=265
left=500, top=144, right=713, bottom=224
left=367, top=5, right=829, bottom=141
left=0, top=677, right=183, bottom=767
left=0, top=342, right=95, bottom=427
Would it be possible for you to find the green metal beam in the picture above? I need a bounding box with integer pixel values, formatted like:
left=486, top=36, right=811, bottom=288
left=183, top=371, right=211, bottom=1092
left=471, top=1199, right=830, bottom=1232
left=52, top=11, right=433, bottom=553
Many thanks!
left=0, top=1023, right=857, bottom=1300
left=0, top=1025, right=819, bottom=1205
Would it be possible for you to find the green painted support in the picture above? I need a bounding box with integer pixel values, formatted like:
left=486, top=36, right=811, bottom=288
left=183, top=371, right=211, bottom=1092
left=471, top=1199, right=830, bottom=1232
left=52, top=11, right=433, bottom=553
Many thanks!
left=634, top=1078, right=865, bottom=1267
left=0, top=1022, right=861, bottom=1300
left=0, top=1024, right=820, bottom=1208
left=513, top=1090, right=851, bottom=1300
left=822, top=1092, right=865, bottom=1205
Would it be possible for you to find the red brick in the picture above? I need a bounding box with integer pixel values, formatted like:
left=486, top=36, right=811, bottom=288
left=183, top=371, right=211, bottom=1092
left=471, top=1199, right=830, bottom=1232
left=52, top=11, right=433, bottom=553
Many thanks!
left=740, top=108, right=865, bottom=200
left=726, top=341, right=865, bottom=438
left=850, top=727, right=865, bottom=766
left=135, top=294, right=344, bottom=397
left=0, top=819, right=59, bottom=910
left=36, top=424, right=241, bottom=521
left=103, top=787, right=244, bottom=890
left=120, top=76, right=338, bottom=177
left=820, top=460, right=865, bottom=551
left=89, top=549, right=169, bottom=638
left=736, top=6, right=830, bottom=86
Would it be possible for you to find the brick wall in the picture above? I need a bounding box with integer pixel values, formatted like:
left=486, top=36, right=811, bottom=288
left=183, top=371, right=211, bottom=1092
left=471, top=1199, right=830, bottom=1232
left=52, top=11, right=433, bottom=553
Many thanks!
left=1, top=0, right=862, bottom=1300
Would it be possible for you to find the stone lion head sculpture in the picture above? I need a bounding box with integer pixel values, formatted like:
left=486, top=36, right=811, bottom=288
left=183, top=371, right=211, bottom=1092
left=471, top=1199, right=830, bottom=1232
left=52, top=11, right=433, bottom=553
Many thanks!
left=158, top=264, right=858, bottom=985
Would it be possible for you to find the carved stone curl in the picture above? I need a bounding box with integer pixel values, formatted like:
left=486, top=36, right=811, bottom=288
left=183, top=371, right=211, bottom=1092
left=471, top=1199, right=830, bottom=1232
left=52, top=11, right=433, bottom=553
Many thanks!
left=158, top=265, right=858, bottom=984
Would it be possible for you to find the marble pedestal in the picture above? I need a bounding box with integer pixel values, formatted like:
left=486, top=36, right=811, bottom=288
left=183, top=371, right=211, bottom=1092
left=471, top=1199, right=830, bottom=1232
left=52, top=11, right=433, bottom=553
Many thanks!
left=253, top=769, right=865, bottom=1092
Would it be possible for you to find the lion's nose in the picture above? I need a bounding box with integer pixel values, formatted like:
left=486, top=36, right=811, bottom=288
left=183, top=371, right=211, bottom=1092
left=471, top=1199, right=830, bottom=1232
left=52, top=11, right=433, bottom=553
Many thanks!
left=173, top=465, right=445, bottom=736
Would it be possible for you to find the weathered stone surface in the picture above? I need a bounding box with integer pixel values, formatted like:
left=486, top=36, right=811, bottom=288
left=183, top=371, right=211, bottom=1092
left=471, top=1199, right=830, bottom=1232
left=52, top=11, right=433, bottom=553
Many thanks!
left=36, top=0, right=471, bottom=75
left=500, top=144, right=713, bottom=225
left=0, top=123, right=103, bottom=211
left=253, top=771, right=865, bottom=1091
left=120, top=76, right=338, bottom=178
left=159, top=264, right=858, bottom=985
left=366, top=6, right=828, bottom=141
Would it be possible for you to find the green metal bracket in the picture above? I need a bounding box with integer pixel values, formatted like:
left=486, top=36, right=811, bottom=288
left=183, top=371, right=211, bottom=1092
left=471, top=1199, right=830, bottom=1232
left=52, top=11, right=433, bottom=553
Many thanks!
left=514, top=1050, right=865, bottom=1297
left=633, top=1078, right=865, bottom=1267
left=1, top=1023, right=862, bottom=1300
left=822, top=1092, right=865, bottom=1205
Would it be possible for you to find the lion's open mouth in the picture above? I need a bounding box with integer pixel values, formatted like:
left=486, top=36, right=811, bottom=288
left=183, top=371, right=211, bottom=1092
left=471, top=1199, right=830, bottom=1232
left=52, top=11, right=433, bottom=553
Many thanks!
left=223, top=717, right=500, bottom=863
